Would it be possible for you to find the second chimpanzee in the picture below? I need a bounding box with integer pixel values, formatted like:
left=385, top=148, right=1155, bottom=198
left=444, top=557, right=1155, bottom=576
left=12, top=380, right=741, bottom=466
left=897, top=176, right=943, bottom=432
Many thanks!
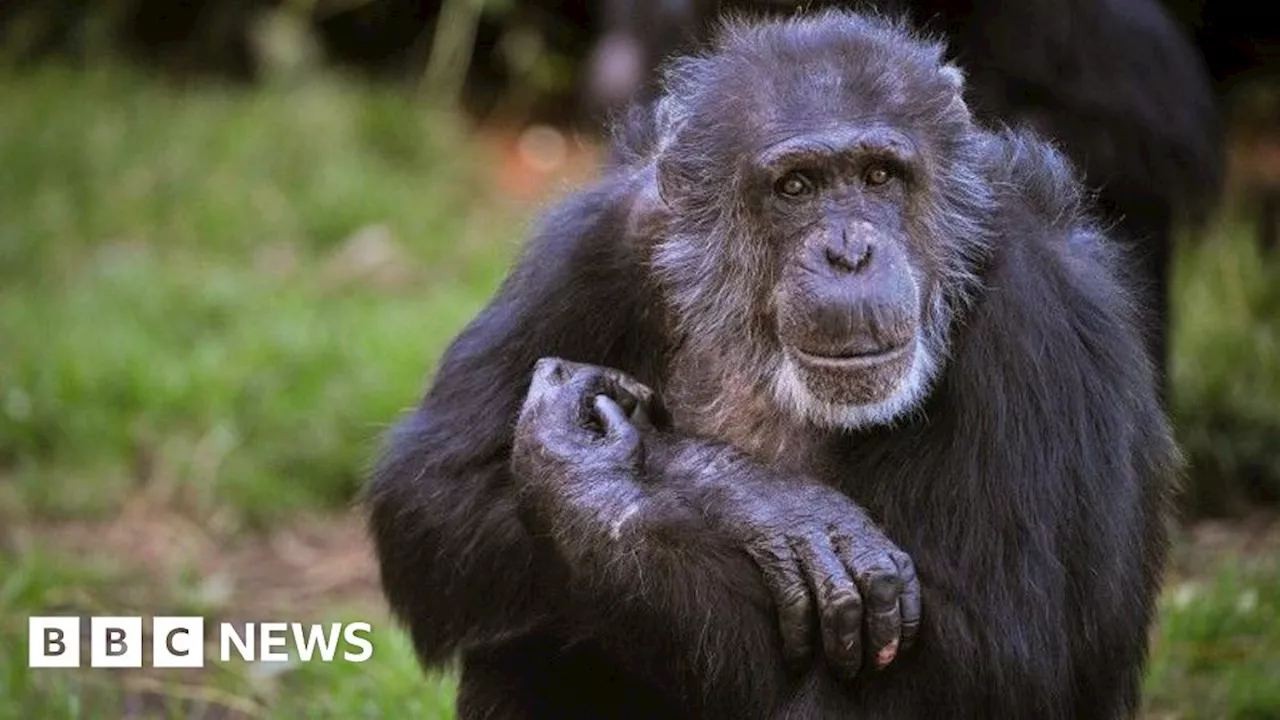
left=368, top=11, right=1178, bottom=719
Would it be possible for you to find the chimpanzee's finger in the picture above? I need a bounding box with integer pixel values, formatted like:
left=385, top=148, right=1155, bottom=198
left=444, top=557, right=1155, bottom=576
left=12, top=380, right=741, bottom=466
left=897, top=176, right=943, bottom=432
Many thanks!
left=795, top=538, right=864, bottom=681
left=833, top=533, right=908, bottom=670
left=593, top=396, right=639, bottom=441
left=893, top=550, right=922, bottom=654
left=564, top=370, right=625, bottom=433
left=593, top=395, right=647, bottom=467
left=606, top=373, right=664, bottom=429
left=744, top=538, right=815, bottom=670
left=855, top=555, right=904, bottom=670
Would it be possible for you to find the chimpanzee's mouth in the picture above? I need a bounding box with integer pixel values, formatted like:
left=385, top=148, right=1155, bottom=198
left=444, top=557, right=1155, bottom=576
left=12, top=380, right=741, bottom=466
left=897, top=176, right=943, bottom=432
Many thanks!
left=790, top=341, right=912, bottom=369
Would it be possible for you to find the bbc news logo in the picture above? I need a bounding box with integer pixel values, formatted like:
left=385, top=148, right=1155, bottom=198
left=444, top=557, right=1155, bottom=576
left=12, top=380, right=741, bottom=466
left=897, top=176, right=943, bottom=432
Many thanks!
left=29, top=617, right=373, bottom=668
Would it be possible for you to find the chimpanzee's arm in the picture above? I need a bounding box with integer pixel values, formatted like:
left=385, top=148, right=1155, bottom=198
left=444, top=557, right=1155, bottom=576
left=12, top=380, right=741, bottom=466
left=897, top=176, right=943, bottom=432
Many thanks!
left=364, top=175, right=799, bottom=715
left=507, top=358, right=918, bottom=716
left=365, top=174, right=661, bottom=657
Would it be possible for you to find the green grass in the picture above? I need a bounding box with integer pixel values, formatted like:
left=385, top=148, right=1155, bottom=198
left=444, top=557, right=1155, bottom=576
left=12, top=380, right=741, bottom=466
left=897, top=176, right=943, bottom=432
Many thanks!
left=0, top=65, right=524, bottom=524
left=0, top=65, right=495, bottom=716
left=1145, top=561, right=1280, bottom=719
left=0, top=63, right=1277, bottom=718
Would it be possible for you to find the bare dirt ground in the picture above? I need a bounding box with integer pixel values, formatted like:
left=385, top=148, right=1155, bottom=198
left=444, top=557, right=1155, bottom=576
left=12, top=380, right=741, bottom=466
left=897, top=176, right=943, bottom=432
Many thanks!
left=31, top=501, right=380, bottom=618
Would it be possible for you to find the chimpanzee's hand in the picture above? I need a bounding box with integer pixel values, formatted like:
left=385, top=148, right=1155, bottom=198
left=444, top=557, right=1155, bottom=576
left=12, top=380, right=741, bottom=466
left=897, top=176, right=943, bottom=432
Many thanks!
left=711, top=482, right=921, bottom=681
left=511, top=357, right=662, bottom=504
left=510, top=357, right=920, bottom=683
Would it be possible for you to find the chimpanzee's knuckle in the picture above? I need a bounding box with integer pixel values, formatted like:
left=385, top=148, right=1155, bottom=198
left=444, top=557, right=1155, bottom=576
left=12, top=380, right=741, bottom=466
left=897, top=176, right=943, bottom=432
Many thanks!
left=830, top=585, right=862, bottom=614
left=893, top=550, right=917, bottom=576
left=863, top=571, right=902, bottom=606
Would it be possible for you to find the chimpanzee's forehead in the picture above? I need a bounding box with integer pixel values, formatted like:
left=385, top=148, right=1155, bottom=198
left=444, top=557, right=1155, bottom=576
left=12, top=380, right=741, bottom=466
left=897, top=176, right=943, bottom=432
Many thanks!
left=705, top=21, right=948, bottom=128
left=704, top=58, right=932, bottom=139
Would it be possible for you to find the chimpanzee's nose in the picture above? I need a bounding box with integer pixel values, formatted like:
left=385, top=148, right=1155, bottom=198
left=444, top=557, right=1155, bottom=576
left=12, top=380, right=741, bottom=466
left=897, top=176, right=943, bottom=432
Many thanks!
left=825, top=235, right=873, bottom=275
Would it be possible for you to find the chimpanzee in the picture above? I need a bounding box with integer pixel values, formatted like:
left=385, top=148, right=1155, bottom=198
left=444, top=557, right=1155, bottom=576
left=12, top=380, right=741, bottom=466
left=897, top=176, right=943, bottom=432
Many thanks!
left=585, top=0, right=1225, bottom=393
left=367, top=11, right=1179, bottom=719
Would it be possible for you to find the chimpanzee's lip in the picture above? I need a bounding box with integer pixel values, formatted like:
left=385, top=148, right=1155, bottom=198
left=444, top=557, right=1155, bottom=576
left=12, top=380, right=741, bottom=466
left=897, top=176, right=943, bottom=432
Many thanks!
left=790, top=341, right=912, bottom=368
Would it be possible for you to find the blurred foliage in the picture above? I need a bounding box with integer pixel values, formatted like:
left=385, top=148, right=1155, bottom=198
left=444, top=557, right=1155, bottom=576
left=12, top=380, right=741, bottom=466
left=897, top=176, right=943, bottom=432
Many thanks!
left=1171, top=227, right=1280, bottom=513
left=0, top=0, right=587, bottom=122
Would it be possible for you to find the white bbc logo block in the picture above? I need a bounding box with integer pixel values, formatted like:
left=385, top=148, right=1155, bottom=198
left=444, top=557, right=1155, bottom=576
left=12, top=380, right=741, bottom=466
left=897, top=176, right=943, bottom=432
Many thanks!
left=90, top=617, right=143, bottom=668
left=153, top=617, right=205, bottom=668
left=29, top=617, right=81, bottom=668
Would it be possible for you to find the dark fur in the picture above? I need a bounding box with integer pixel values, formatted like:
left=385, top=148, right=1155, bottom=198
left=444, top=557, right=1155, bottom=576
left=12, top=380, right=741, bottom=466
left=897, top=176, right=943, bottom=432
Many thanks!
left=368, top=12, right=1178, bottom=719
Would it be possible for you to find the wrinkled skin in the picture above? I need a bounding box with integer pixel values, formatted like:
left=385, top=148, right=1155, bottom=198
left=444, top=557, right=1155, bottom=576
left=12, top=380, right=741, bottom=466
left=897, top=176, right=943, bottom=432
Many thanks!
left=512, top=359, right=922, bottom=679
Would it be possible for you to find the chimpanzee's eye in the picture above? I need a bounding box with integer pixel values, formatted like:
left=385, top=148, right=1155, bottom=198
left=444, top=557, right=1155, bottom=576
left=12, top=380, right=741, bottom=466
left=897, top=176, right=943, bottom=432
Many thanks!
left=864, top=164, right=893, bottom=187
left=775, top=171, right=815, bottom=198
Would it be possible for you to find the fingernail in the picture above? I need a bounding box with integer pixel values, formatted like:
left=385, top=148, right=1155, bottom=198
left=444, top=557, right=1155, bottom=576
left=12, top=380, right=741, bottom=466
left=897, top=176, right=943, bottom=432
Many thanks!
left=876, top=638, right=900, bottom=668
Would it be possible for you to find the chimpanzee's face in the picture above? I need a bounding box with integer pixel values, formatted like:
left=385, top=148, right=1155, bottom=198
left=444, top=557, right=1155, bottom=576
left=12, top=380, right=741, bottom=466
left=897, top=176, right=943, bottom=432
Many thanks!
left=747, top=122, right=941, bottom=427
left=651, top=18, right=980, bottom=429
